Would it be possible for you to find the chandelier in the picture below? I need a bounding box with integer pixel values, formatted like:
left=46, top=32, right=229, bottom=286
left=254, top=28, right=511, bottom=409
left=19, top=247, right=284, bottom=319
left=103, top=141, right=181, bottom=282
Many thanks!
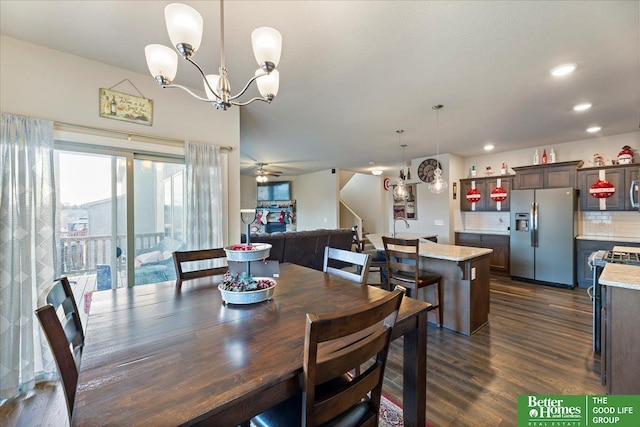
left=393, top=130, right=409, bottom=201
left=429, top=105, right=448, bottom=194
left=144, top=1, right=282, bottom=110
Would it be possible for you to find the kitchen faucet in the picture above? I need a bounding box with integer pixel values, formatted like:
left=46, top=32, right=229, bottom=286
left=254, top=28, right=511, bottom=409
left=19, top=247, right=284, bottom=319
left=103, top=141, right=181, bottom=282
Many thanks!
left=393, top=217, right=409, bottom=238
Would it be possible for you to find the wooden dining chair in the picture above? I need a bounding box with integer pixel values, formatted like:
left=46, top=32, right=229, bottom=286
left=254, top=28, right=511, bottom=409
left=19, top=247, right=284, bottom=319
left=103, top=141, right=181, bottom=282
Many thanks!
left=252, top=289, right=404, bottom=427
left=382, top=236, right=443, bottom=327
left=34, top=277, right=84, bottom=421
left=322, top=246, right=372, bottom=284
left=173, top=248, right=228, bottom=289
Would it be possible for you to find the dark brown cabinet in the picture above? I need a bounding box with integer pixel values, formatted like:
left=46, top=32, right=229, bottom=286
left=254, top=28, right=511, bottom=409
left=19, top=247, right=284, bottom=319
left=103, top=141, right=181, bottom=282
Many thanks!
left=455, top=232, right=510, bottom=274
left=512, top=160, right=583, bottom=190
left=603, top=285, right=640, bottom=394
left=577, top=163, right=640, bottom=211
left=459, top=176, right=513, bottom=212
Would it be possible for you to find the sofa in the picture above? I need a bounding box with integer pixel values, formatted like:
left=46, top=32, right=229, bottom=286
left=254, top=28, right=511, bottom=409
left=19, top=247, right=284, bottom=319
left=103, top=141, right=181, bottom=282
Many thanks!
left=241, top=228, right=354, bottom=271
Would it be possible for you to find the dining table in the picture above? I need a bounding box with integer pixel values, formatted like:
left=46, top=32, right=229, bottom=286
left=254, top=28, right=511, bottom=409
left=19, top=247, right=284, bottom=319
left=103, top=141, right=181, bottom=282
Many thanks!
left=73, top=262, right=431, bottom=426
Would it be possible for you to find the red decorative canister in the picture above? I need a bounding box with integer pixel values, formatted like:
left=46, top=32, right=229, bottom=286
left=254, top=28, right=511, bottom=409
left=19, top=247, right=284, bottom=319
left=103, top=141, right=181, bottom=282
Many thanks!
left=618, top=145, right=634, bottom=165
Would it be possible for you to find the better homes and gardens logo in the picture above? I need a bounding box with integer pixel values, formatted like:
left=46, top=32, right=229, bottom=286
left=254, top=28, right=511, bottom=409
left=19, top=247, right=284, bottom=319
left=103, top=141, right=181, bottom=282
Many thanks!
left=518, top=395, right=640, bottom=426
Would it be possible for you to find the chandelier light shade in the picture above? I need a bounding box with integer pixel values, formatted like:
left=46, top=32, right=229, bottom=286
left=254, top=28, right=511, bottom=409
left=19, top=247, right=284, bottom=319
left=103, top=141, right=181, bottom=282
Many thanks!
left=429, top=104, right=448, bottom=194
left=145, top=1, right=282, bottom=110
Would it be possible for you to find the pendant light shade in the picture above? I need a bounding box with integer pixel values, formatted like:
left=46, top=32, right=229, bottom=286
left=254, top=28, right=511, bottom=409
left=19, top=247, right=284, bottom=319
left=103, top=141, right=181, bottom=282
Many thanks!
left=429, top=105, right=448, bottom=194
left=394, top=131, right=409, bottom=201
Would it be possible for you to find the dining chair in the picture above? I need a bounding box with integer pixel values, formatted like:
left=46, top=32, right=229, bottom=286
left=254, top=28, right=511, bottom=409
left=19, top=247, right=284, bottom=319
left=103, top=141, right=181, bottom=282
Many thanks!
left=382, top=236, right=443, bottom=327
left=322, top=246, right=371, bottom=284
left=173, top=248, right=228, bottom=289
left=34, top=277, right=84, bottom=421
left=252, top=288, right=405, bottom=427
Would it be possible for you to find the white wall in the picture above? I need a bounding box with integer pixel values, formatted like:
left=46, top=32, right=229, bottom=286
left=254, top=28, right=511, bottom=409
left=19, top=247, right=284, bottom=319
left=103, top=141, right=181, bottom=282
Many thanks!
left=295, top=169, right=340, bottom=230
left=0, top=35, right=242, bottom=244
left=460, top=131, right=640, bottom=179
left=340, top=172, right=384, bottom=234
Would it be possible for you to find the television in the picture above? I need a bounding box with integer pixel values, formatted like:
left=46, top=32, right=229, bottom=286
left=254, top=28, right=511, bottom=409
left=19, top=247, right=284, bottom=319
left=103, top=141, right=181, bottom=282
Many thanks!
left=257, top=181, right=291, bottom=201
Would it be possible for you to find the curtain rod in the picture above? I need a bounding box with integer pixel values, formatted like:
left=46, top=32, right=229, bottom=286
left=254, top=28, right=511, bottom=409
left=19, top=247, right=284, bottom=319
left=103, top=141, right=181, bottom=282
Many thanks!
left=54, top=121, right=233, bottom=152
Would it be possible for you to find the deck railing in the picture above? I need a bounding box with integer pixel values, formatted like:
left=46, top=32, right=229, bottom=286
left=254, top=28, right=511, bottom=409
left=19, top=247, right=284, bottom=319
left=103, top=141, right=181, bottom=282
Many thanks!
left=59, top=232, right=165, bottom=275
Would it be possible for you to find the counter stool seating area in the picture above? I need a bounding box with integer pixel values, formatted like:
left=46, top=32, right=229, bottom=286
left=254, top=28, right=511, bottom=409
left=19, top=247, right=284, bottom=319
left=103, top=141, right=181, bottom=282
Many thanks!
left=382, top=236, right=443, bottom=327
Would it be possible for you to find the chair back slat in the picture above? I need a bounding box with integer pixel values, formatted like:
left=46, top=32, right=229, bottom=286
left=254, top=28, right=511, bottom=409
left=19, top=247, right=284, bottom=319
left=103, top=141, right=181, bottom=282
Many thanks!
left=173, top=248, right=228, bottom=288
left=303, top=289, right=404, bottom=426
left=382, top=237, right=422, bottom=290
left=322, top=246, right=371, bottom=284
left=35, top=277, right=84, bottom=421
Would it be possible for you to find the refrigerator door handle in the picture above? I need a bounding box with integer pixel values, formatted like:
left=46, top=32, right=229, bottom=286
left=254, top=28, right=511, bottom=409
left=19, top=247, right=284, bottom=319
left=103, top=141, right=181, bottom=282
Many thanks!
left=533, top=202, right=539, bottom=248
left=530, top=202, right=536, bottom=247
left=530, top=202, right=535, bottom=247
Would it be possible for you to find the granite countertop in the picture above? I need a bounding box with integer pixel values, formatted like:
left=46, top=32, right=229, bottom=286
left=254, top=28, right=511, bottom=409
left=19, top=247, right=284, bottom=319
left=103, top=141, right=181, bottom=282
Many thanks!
left=366, top=233, right=493, bottom=262
left=576, top=235, right=640, bottom=244
left=455, top=229, right=510, bottom=236
left=599, top=263, right=640, bottom=291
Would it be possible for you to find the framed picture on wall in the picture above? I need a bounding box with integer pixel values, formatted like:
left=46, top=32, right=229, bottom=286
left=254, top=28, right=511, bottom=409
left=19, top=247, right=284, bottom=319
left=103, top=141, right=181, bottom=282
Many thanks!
left=393, top=183, right=417, bottom=220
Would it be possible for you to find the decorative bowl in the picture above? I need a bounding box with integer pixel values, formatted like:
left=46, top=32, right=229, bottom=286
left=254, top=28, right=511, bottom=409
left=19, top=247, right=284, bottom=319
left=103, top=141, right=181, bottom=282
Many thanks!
left=224, top=243, right=272, bottom=262
left=218, top=279, right=276, bottom=305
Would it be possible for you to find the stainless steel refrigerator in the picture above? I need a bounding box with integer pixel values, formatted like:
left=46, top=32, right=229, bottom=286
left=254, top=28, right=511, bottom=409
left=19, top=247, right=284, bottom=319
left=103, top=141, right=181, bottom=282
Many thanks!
left=510, top=187, right=577, bottom=288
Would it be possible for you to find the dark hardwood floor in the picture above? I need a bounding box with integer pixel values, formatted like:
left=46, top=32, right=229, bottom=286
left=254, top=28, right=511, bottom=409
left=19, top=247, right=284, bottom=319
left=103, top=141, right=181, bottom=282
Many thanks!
left=384, top=274, right=603, bottom=426
left=1, top=274, right=602, bottom=427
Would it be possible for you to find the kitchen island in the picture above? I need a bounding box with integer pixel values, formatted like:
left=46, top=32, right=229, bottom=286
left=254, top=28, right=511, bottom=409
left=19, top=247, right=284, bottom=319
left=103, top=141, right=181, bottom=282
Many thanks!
left=598, top=247, right=640, bottom=394
left=367, top=233, right=493, bottom=335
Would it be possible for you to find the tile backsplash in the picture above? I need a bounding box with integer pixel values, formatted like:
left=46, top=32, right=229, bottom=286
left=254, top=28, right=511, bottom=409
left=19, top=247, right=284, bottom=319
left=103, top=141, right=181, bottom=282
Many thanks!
left=580, top=211, right=640, bottom=238
left=456, top=210, right=640, bottom=239
left=457, top=211, right=510, bottom=232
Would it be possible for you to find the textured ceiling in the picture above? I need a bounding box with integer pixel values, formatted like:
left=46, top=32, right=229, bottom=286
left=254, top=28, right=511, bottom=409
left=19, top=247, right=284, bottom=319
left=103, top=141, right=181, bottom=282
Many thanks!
left=1, top=0, right=638, bottom=176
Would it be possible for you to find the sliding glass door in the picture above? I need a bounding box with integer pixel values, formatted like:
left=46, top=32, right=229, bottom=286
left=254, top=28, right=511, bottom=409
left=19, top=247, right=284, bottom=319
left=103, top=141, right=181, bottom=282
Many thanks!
left=132, top=158, right=186, bottom=285
left=56, top=150, right=128, bottom=292
left=55, top=146, right=186, bottom=290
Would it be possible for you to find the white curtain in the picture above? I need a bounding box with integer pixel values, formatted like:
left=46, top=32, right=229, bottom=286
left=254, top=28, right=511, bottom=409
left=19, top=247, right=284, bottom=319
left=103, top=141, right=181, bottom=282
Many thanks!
left=0, top=113, right=57, bottom=400
left=185, top=141, right=224, bottom=250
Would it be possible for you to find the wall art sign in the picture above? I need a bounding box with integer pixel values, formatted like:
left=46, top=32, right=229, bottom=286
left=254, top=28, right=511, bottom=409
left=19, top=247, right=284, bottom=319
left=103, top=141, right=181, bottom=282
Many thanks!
left=99, top=87, right=153, bottom=126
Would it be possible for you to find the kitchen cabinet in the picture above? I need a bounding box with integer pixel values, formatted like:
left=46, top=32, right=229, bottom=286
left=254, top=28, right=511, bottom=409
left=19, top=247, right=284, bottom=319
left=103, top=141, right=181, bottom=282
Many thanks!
left=602, top=284, right=640, bottom=394
left=578, top=167, right=626, bottom=211
left=455, top=232, right=510, bottom=274
left=459, top=176, right=513, bottom=211
left=512, top=160, right=583, bottom=190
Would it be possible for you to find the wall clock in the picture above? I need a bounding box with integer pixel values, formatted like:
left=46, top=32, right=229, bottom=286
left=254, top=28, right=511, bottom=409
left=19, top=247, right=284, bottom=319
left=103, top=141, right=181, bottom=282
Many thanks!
left=417, top=158, right=441, bottom=183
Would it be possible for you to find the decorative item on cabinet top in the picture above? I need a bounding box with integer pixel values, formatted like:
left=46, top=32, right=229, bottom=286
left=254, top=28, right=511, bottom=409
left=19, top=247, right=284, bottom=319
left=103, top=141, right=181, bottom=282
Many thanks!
left=459, top=175, right=514, bottom=212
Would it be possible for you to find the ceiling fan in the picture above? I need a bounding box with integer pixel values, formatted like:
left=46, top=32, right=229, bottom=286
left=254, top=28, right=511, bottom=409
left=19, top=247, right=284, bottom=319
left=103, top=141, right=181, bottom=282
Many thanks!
left=254, top=163, right=282, bottom=182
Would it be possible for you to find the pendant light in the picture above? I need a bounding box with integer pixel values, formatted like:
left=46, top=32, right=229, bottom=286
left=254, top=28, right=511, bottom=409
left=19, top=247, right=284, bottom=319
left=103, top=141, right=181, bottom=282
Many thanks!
left=393, top=130, right=408, bottom=201
left=429, top=105, right=448, bottom=194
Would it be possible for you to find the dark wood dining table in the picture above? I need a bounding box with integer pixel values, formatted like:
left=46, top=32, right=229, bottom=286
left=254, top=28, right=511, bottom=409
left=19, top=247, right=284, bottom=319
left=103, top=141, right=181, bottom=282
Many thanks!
left=73, top=262, right=430, bottom=426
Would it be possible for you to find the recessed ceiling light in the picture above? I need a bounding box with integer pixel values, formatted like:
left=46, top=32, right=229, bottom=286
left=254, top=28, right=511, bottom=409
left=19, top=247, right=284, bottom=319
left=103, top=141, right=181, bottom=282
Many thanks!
left=551, top=63, right=577, bottom=77
left=587, top=126, right=602, bottom=133
left=484, top=144, right=494, bottom=151
left=573, top=103, right=592, bottom=112
left=371, top=169, right=383, bottom=176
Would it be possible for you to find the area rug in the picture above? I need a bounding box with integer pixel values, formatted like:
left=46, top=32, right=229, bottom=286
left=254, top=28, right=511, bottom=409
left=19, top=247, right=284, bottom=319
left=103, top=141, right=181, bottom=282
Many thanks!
left=251, top=393, right=429, bottom=427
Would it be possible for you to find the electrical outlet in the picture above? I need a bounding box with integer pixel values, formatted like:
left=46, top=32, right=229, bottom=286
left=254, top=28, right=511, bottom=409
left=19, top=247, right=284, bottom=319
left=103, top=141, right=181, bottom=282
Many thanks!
left=471, top=267, right=476, bottom=280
